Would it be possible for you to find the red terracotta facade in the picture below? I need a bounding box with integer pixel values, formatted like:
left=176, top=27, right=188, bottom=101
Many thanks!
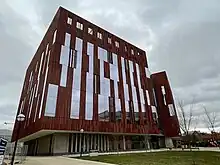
left=12, top=7, right=180, bottom=143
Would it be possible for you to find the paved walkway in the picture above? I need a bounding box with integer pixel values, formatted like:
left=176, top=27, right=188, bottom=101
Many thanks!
left=21, top=156, right=114, bottom=165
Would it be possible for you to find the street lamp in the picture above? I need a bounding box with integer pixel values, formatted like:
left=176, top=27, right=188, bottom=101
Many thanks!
left=80, top=129, right=84, bottom=157
left=11, top=113, right=25, bottom=165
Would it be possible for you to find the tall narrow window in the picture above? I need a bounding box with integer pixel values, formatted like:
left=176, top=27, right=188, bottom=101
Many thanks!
left=97, top=32, right=102, bottom=39
left=115, top=41, right=119, bottom=48
left=71, top=37, right=83, bottom=119
left=131, top=49, right=134, bottom=55
left=76, top=22, right=83, bottom=30
left=44, top=84, right=58, bottom=117
left=64, top=33, right=71, bottom=47
left=107, top=51, right=113, bottom=64
left=67, top=17, right=72, bottom=25
left=108, top=37, right=111, bottom=44
left=168, top=104, right=175, bottom=116
left=88, top=27, right=93, bottom=35
left=39, top=50, right=51, bottom=118
left=52, top=30, right=57, bottom=44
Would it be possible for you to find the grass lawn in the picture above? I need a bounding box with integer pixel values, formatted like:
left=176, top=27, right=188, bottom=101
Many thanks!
left=81, top=151, right=220, bottom=165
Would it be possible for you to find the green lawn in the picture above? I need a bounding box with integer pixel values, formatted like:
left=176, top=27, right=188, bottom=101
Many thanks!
left=81, top=151, right=220, bottom=165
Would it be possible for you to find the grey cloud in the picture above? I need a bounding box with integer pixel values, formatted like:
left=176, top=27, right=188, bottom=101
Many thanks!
left=0, top=0, right=220, bottom=131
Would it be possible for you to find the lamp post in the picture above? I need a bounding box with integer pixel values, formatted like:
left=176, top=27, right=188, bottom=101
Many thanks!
left=11, top=113, right=25, bottom=165
left=80, top=129, right=84, bottom=157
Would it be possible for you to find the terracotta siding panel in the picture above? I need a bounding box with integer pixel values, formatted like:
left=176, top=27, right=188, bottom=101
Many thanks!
left=12, top=7, right=179, bottom=142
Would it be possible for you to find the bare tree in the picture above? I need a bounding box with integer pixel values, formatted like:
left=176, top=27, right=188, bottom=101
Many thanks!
left=203, top=106, right=217, bottom=133
left=177, top=98, right=195, bottom=136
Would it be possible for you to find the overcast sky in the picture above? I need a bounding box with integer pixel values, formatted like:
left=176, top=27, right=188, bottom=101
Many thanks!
left=0, top=0, right=220, bottom=132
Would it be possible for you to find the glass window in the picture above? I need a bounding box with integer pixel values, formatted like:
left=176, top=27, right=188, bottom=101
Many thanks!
left=100, top=60, right=105, bottom=81
left=87, top=42, right=94, bottom=56
left=60, top=65, right=68, bottom=87
left=133, top=102, right=139, bottom=121
left=97, top=32, right=102, bottom=39
left=70, top=100, right=80, bottom=119
left=73, top=69, right=81, bottom=90
left=115, top=41, right=119, bottom=48
left=141, top=104, right=146, bottom=113
left=75, top=37, right=83, bottom=52
left=152, top=89, right=157, bottom=106
left=47, top=84, right=58, bottom=97
left=94, top=75, right=98, bottom=94
left=112, top=53, right=117, bottom=66
left=98, top=95, right=109, bottom=121
left=145, top=67, right=151, bottom=78
left=64, top=33, right=71, bottom=47
left=131, top=49, right=134, bottom=55
left=39, top=52, right=51, bottom=118
left=114, top=81, right=118, bottom=98
left=88, top=27, right=93, bottom=35
left=110, top=64, right=118, bottom=81
left=67, top=17, right=72, bottom=25
left=132, top=86, right=137, bottom=102
left=100, top=78, right=110, bottom=96
left=45, top=97, right=57, bottom=117
left=108, top=37, right=111, bottom=44
left=151, top=106, right=158, bottom=118
left=52, top=30, right=57, bottom=44
left=98, top=47, right=107, bottom=62
left=139, top=89, right=145, bottom=103
left=71, top=88, right=80, bottom=102
left=124, top=84, right=129, bottom=101
left=60, top=45, right=70, bottom=66
left=161, top=86, right=166, bottom=94
left=146, top=90, right=150, bottom=105
left=76, top=22, right=83, bottom=30
left=107, top=51, right=113, bottom=64
left=168, top=104, right=175, bottom=116
left=86, top=72, right=93, bottom=93
left=45, top=83, right=58, bottom=117
left=85, top=102, right=93, bottom=120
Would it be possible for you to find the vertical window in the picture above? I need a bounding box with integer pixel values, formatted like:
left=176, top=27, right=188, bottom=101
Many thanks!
left=52, top=30, right=57, bottom=44
left=45, top=84, right=58, bottom=117
left=67, top=17, right=72, bottom=25
left=98, top=47, right=107, bottom=62
left=64, top=33, right=71, bottom=47
left=71, top=89, right=80, bottom=119
left=88, top=27, right=93, bottom=35
left=161, top=86, right=166, bottom=105
left=107, top=51, right=113, bottom=64
left=115, top=41, right=119, bottom=48
left=125, top=46, right=127, bottom=52
left=94, top=75, right=98, bottom=94
left=151, top=106, right=158, bottom=122
left=71, top=37, right=83, bottom=119
left=76, top=22, right=83, bottom=30
left=60, top=45, right=70, bottom=87
left=97, top=32, right=102, bottom=39
left=146, top=90, right=150, bottom=105
left=168, top=104, right=175, bottom=116
left=39, top=50, right=51, bottom=118
left=131, top=49, right=134, bottom=55
left=60, top=66, right=68, bottom=87
left=108, top=37, right=111, bottom=44
left=85, top=72, right=93, bottom=121
left=145, top=67, right=151, bottom=78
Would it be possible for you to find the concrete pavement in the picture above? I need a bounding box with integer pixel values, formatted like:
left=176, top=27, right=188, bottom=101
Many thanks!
left=21, top=156, right=114, bottom=165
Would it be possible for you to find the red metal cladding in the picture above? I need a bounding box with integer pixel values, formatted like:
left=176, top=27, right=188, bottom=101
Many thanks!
left=12, top=7, right=179, bottom=142
left=151, top=71, right=181, bottom=137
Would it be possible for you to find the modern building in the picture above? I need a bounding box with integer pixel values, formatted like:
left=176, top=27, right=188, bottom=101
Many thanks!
left=12, top=7, right=180, bottom=155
